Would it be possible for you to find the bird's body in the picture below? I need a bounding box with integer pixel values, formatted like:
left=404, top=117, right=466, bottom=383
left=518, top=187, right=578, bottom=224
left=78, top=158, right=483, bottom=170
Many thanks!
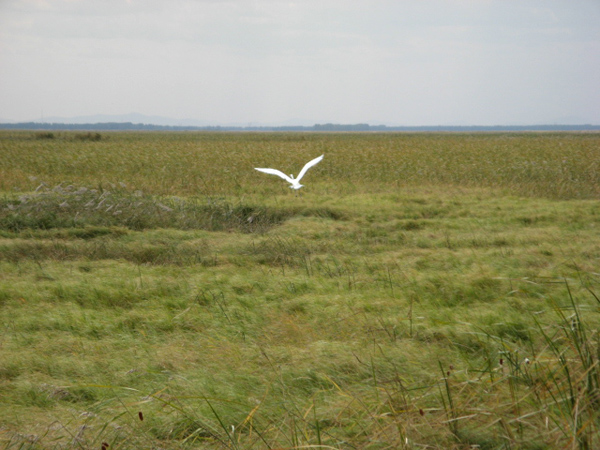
left=255, top=154, right=323, bottom=190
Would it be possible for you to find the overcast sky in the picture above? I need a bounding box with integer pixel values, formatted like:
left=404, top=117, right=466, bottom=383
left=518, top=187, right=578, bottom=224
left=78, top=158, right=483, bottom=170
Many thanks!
left=1, top=0, right=599, bottom=126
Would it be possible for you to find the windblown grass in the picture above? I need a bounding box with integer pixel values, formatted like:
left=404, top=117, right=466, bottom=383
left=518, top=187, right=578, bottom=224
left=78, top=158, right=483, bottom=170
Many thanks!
left=0, top=131, right=599, bottom=449
left=0, top=183, right=291, bottom=234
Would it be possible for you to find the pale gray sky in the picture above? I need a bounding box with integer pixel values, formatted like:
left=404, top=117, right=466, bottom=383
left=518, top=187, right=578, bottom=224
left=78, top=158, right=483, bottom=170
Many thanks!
left=1, top=0, right=599, bottom=125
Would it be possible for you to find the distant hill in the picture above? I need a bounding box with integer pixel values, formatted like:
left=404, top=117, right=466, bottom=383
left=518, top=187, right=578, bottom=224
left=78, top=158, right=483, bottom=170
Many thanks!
left=38, top=113, right=212, bottom=127
left=1, top=122, right=599, bottom=132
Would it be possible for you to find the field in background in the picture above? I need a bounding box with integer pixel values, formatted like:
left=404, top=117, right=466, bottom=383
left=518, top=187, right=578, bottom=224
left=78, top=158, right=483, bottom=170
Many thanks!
left=1, top=130, right=599, bottom=199
left=0, top=131, right=599, bottom=449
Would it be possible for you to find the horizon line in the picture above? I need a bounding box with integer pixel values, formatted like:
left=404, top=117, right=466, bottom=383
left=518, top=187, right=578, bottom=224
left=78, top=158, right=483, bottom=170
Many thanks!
left=1, top=121, right=600, bottom=130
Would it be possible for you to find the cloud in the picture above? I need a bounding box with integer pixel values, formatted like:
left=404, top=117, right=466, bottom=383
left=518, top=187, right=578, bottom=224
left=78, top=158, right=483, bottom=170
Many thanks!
left=1, top=0, right=599, bottom=124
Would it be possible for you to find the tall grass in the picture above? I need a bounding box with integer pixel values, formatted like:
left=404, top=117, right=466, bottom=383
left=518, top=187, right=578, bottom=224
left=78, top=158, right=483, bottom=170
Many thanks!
left=1, top=131, right=599, bottom=449
left=1, top=131, right=599, bottom=199
left=0, top=182, right=292, bottom=234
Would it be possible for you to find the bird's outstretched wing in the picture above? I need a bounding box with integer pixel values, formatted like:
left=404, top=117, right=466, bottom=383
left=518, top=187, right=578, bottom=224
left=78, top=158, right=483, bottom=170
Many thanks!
left=296, top=154, right=324, bottom=182
left=255, top=168, right=294, bottom=183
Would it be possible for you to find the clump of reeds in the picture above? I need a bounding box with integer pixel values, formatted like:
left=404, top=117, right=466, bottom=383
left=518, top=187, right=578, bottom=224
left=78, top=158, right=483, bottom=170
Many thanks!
left=74, top=132, right=102, bottom=141
left=0, top=182, right=288, bottom=233
left=434, top=279, right=600, bottom=449
left=34, top=131, right=55, bottom=139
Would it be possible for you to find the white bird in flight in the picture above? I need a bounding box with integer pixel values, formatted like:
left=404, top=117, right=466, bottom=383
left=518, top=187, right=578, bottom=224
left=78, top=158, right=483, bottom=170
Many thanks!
left=255, top=154, right=324, bottom=190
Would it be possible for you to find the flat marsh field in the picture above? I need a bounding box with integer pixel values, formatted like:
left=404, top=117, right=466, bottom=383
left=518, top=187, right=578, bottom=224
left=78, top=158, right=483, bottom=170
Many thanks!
left=1, top=131, right=599, bottom=449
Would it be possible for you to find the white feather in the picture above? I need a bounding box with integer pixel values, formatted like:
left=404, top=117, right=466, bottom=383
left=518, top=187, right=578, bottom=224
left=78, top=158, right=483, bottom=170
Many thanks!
left=296, top=154, right=324, bottom=182
left=255, top=155, right=323, bottom=190
left=254, top=168, right=294, bottom=184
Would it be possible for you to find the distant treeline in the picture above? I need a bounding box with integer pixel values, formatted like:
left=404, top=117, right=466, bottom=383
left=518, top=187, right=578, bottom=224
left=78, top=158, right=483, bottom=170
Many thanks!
left=1, top=122, right=599, bottom=132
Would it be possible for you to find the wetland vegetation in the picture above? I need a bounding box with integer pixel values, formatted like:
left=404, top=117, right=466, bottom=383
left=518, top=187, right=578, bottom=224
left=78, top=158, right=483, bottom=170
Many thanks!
left=0, top=131, right=599, bottom=449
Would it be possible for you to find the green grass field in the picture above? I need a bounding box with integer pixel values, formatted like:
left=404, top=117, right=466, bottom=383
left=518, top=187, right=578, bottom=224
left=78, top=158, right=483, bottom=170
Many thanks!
left=1, top=131, right=599, bottom=449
